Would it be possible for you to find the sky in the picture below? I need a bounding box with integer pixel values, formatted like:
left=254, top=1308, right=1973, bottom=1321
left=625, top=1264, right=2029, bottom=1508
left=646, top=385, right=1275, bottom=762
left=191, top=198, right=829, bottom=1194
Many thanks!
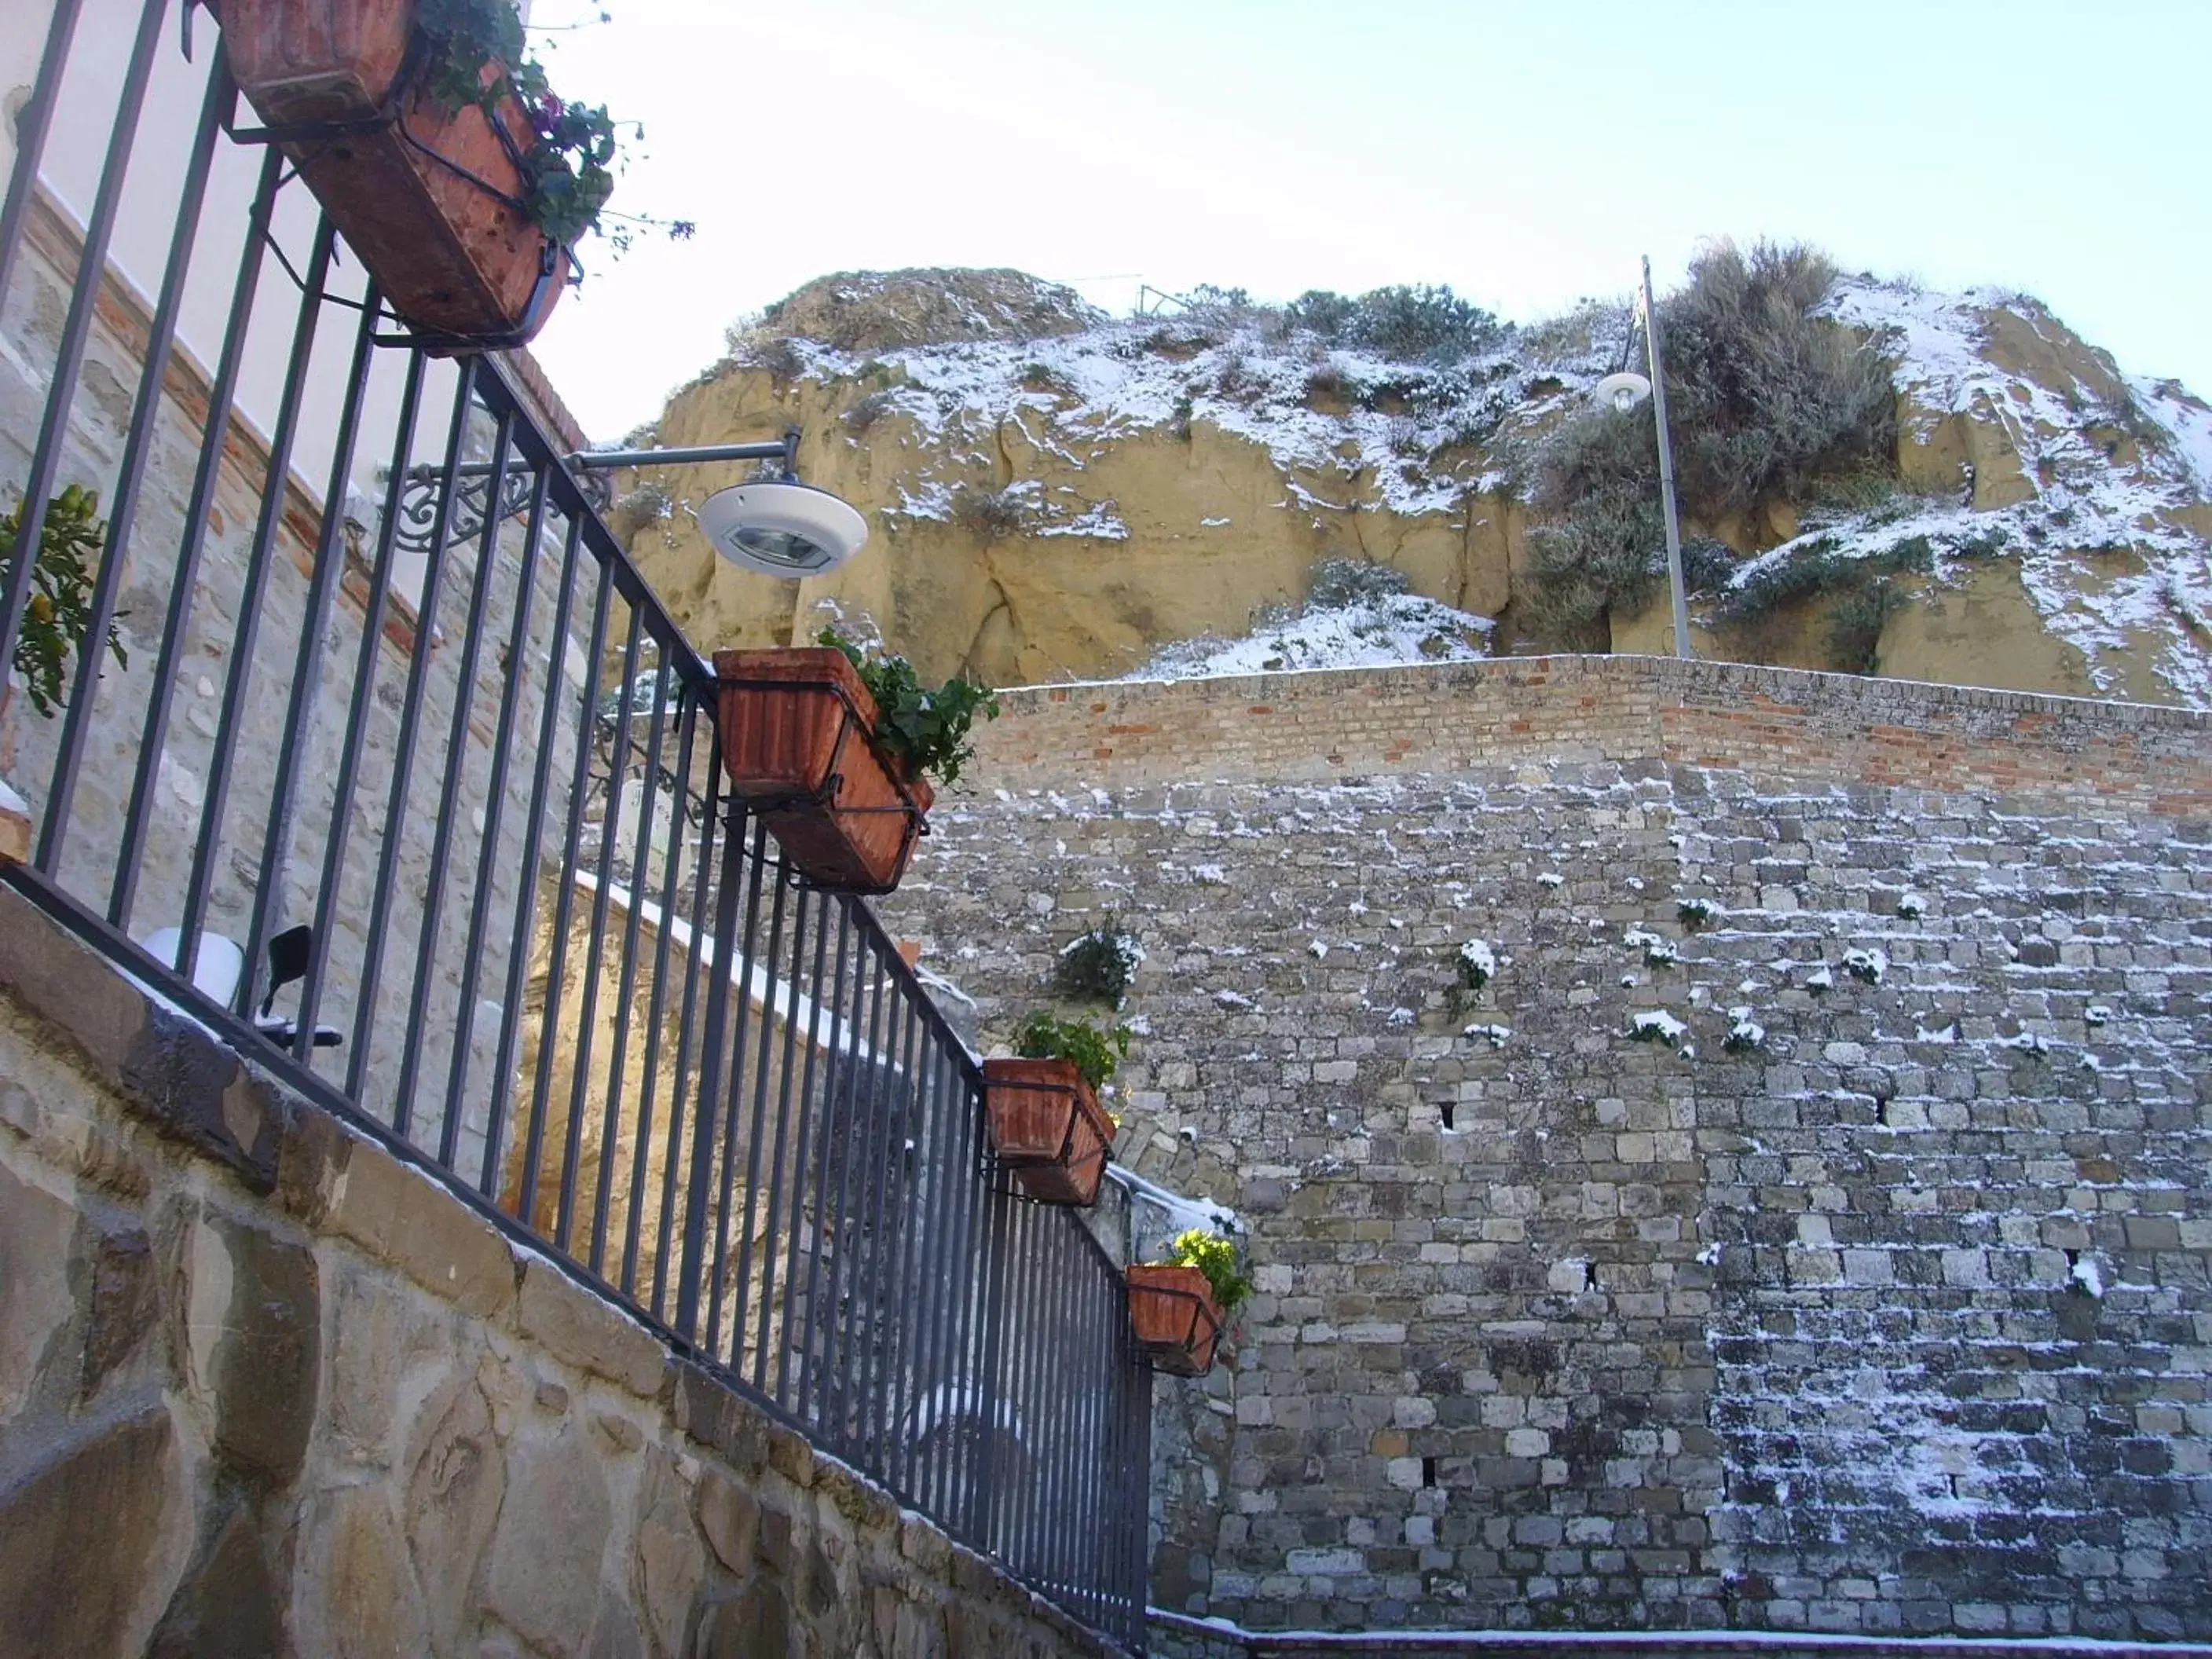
left=522, top=0, right=2212, bottom=441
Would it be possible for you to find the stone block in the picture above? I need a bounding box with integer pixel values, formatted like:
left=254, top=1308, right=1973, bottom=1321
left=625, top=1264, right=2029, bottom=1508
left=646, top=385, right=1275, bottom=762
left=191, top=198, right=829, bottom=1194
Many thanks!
left=515, top=1257, right=664, bottom=1397
left=316, top=1133, right=515, bottom=1321
left=178, top=1207, right=320, bottom=1489
left=0, top=1405, right=188, bottom=1656
left=481, top=1437, right=613, bottom=1653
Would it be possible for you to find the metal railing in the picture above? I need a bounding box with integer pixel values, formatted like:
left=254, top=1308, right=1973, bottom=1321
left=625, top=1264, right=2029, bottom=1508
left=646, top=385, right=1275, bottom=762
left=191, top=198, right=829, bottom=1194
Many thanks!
left=0, top=2, right=1148, bottom=1644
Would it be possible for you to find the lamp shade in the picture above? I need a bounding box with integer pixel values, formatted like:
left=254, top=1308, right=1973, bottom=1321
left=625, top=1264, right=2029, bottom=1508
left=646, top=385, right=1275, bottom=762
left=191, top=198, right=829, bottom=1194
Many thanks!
left=1592, top=372, right=1653, bottom=412
left=698, top=481, right=869, bottom=577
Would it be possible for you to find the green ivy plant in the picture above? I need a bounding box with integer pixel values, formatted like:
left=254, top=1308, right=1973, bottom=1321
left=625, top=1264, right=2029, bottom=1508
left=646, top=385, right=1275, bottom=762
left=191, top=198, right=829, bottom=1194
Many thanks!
left=1012, top=1011, right=1130, bottom=1092
left=1161, top=1228, right=1252, bottom=1314
left=818, top=627, right=998, bottom=788
left=413, top=0, right=694, bottom=255
left=1, top=485, right=126, bottom=716
left=1057, top=918, right=1141, bottom=1003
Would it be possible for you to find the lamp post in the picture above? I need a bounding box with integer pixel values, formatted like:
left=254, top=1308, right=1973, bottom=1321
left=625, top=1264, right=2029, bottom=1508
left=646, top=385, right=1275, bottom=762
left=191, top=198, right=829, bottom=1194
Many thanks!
left=1589, top=258, right=1693, bottom=660
left=1639, top=256, right=1693, bottom=661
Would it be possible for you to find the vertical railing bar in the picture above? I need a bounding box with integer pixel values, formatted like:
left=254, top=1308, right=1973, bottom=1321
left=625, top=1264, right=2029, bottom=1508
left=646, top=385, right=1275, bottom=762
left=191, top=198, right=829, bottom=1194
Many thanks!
left=1031, top=1211, right=1061, bottom=1588
left=620, top=683, right=698, bottom=1293
left=739, top=873, right=811, bottom=1391
left=874, top=985, right=928, bottom=1487
left=1132, top=1345, right=1153, bottom=1643
left=906, top=1045, right=954, bottom=1514
left=668, top=806, right=751, bottom=1345
left=970, top=1140, right=1012, bottom=1549
left=719, top=852, right=795, bottom=1369
left=401, top=397, right=516, bottom=1146
left=342, top=359, right=482, bottom=1096
left=707, top=832, right=782, bottom=1361
left=1083, top=1257, right=1112, bottom=1614
left=799, top=910, right=870, bottom=1432
left=489, top=510, right=585, bottom=1197
left=0, top=0, right=86, bottom=306
left=925, top=1053, right=977, bottom=1522
left=394, top=414, right=523, bottom=1141
left=1061, top=1221, right=1093, bottom=1603
left=444, top=463, right=552, bottom=1172
left=241, top=273, right=384, bottom=1027
left=0, top=0, right=167, bottom=707
left=820, top=930, right=892, bottom=1446
left=564, top=602, right=645, bottom=1251
left=847, top=957, right=906, bottom=1466
left=516, top=558, right=613, bottom=1220
left=698, top=818, right=771, bottom=1350
left=897, top=1042, right=946, bottom=1509
left=1024, top=1206, right=1060, bottom=1578
left=947, top=1068, right=995, bottom=1547
left=1060, top=1229, right=1086, bottom=1610
left=1096, top=1274, right=1117, bottom=1627
left=174, top=215, right=339, bottom=985
left=1023, top=1207, right=1059, bottom=1584
left=109, top=145, right=285, bottom=931
left=1022, top=1210, right=1054, bottom=1586
left=588, top=626, right=668, bottom=1273
left=293, top=346, right=427, bottom=1055
left=649, top=760, right=728, bottom=1317
left=782, top=898, right=848, bottom=1418
left=999, top=1196, right=1040, bottom=1573
left=39, top=58, right=228, bottom=871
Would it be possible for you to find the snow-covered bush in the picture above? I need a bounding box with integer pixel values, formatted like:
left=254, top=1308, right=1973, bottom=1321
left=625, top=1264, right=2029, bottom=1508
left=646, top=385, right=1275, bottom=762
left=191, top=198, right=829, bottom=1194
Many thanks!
left=1676, top=897, right=1717, bottom=931
left=1897, top=891, right=1926, bottom=918
left=1057, top=921, right=1144, bottom=1004
left=1723, top=1009, right=1766, bottom=1053
left=1628, top=1009, right=1688, bottom=1047
left=953, top=483, right=1031, bottom=543
left=1306, top=555, right=1410, bottom=610
left=1627, top=927, right=1679, bottom=968
left=1842, top=947, right=1888, bottom=986
left=1456, top=939, right=1496, bottom=992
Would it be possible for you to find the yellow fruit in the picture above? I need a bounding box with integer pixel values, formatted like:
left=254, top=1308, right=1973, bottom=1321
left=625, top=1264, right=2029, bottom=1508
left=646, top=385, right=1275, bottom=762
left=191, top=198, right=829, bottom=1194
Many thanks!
left=27, top=593, right=53, bottom=624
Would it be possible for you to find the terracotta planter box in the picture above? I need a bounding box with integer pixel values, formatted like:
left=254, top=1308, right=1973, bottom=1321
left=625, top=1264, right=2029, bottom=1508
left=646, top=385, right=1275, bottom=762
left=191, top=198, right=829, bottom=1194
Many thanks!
left=1125, top=1264, right=1222, bottom=1377
left=215, top=0, right=568, bottom=349
left=713, top=648, right=931, bottom=895
left=982, top=1057, right=1112, bottom=1207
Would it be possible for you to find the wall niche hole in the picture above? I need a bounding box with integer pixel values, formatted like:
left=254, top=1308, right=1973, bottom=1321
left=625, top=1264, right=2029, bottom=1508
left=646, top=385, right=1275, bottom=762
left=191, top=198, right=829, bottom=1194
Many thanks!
left=1422, top=1456, right=1438, bottom=1488
left=1440, top=1102, right=1456, bottom=1130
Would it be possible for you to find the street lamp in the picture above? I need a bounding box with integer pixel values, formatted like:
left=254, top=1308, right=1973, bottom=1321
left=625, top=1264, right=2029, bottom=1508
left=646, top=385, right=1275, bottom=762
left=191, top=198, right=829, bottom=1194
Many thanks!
left=1588, top=257, right=1693, bottom=660
left=401, top=424, right=871, bottom=576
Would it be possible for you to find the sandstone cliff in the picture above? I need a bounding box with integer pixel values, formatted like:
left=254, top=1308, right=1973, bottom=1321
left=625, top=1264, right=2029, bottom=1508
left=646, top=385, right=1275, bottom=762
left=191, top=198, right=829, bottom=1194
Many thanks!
left=608, top=266, right=2212, bottom=705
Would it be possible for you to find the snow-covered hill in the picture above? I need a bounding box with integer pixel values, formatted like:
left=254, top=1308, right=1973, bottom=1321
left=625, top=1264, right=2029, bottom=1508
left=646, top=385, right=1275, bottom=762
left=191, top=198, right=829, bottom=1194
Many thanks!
left=622, top=264, right=2212, bottom=705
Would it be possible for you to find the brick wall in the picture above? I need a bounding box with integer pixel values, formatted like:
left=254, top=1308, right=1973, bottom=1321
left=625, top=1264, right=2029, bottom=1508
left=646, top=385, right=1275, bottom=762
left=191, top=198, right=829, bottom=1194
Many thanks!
left=973, top=657, right=2211, bottom=813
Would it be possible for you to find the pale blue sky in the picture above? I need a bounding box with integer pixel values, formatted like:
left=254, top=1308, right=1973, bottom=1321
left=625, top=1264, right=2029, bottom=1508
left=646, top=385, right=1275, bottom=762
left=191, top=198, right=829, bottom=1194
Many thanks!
left=526, top=0, right=2212, bottom=439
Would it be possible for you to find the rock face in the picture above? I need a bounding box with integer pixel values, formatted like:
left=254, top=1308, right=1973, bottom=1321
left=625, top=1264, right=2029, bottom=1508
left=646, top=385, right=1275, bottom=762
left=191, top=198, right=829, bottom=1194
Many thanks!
left=613, top=268, right=2212, bottom=705
left=0, top=883, right=1115, bottom=1659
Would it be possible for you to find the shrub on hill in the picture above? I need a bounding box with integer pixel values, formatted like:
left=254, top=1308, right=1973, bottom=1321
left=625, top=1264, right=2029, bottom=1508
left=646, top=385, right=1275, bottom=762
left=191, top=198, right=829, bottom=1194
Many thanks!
left=1524, top=240, right=1899, bottom=643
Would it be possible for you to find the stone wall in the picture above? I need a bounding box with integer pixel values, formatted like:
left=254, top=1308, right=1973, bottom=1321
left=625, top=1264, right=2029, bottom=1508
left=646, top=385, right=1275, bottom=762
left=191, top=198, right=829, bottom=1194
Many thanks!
left=880, top=657, right=2212, bottom=1641
left=0, top=882, right=1115, bottom=1658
